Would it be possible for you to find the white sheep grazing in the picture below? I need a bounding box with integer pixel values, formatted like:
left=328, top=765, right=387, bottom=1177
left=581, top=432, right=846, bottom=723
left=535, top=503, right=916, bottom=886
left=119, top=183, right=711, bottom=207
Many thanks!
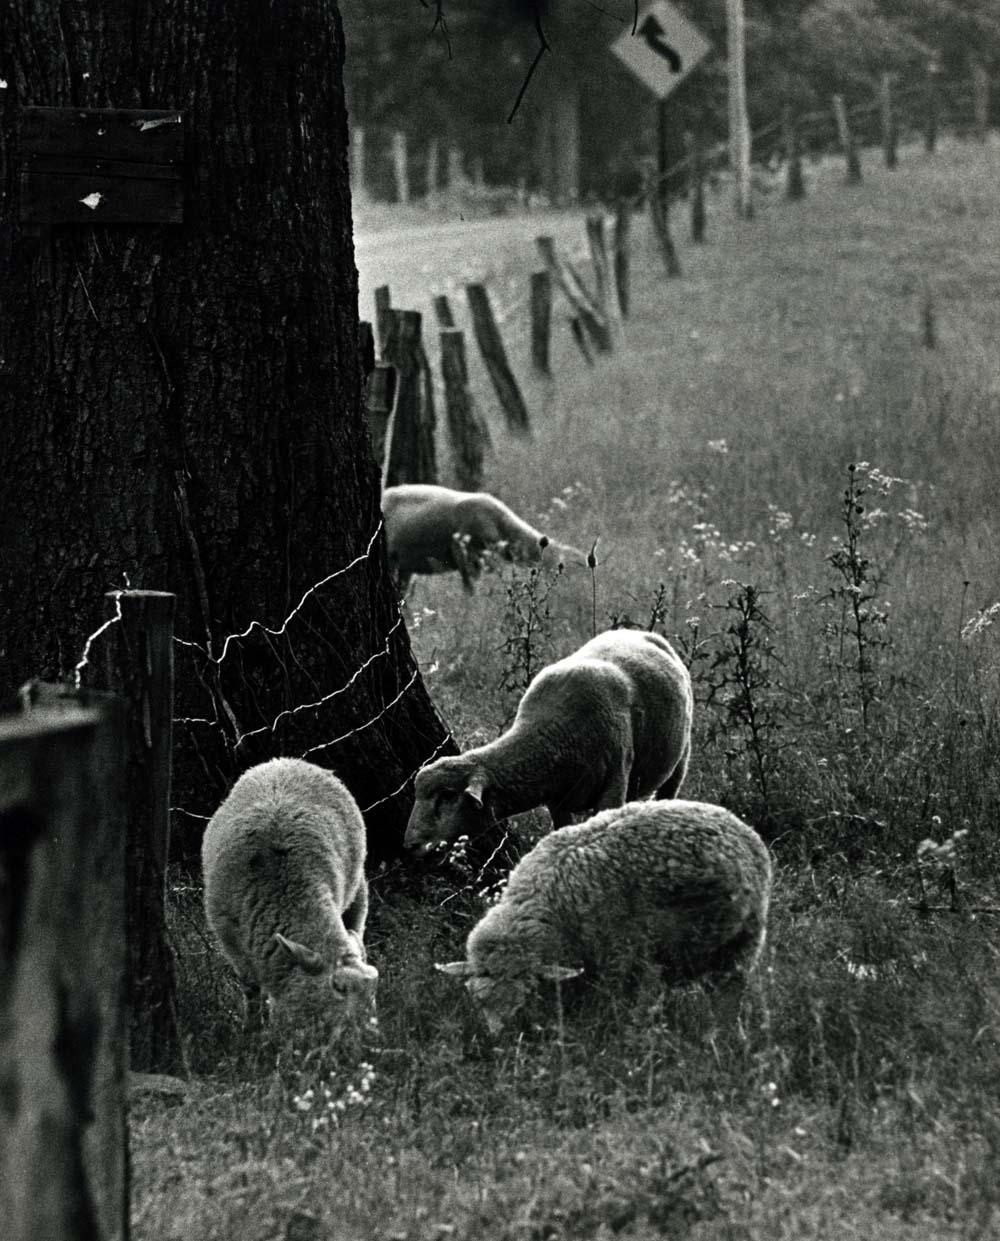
left=404, top=629, right=693, bottom=853
left=201, top=757, right=377, bottom=1035
left=437, top=800, right=772, bottom=1034
left=382, top=483, right=585, bottom=595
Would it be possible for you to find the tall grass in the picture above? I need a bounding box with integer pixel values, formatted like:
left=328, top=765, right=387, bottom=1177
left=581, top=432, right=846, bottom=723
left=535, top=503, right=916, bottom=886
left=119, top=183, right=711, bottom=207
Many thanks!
left=134, top=139, right=1000, bottom=1239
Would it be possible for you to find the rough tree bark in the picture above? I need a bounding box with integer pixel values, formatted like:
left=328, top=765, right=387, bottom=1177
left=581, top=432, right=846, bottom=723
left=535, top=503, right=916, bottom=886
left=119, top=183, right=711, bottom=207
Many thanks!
left=0, top=0, right=455, bottom=864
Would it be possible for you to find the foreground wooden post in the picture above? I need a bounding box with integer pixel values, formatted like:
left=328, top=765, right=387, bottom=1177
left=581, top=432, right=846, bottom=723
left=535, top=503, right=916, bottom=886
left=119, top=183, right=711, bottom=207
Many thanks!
left=833, top=94, right=863, bottom=185
left=440, top=328, right=491, bottom=491
left=536, top=234, right=611, bottom=353
left=0, top=704, right=128, bottom=1241
left=783, top=106, right=806, bottom=201
left=104, top=590, right=182, bottom=1076
left=972, top=61, right=990, bottom=142
left=382, top=309, right=438, bottom=487
left=880, top=72, right=898, bottom=168
left=585, top=214, right=622, bottom=347
left=465, top=283, right=531, bottom=435
left=530, top=270, right=552, bottom=375
left=374, top=285, right=393, bottom=358
left=613, top=200, right=631, bottom=317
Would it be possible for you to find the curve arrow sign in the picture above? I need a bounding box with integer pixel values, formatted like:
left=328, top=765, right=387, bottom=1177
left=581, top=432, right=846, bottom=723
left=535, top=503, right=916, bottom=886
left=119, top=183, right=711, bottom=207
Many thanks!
left=638, top=15, right=682, bottom=73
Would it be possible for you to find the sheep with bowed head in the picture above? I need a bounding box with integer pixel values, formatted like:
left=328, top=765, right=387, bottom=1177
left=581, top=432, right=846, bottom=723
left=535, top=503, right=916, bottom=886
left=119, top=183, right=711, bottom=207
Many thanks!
left=382, top=483, right=586, bottom=595
left=437, top=800, right=772, bottom=1034
left=405, top=628, right=693, bottom=853
left=202, top=757, right=377, bottom=1037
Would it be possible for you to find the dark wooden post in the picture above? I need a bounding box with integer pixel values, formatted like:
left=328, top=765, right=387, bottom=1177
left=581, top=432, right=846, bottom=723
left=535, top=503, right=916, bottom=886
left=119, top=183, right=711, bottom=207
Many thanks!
left=382, top=309, right=438, bottom=487
left=685, top=131, right=707, bottom=241
left=0, top=703, right=128, bottom=1241
left=613, top=200, right=631, bottom=318
left=432, top=294, right=455, bottom=329
left=440, top=328, right=491, bottom=491
left=535, top=235, right=611, bottom=353
left=585, top=214, right=622, bottom=347
left=569, top=318, right=595, bottom=367
left=104, top=590, right=182, bottom=1076
left=530, top=270, right=552, bottom=375
left=924, top=59, right=941, bottom=154
left=972, top=60, right=990, bottom=142
left=373, top=284, right=393, bottom=357
left=649, top=189, right=682, bottom=277
left=833, top=94, right=863, bottom=185
left=465, top=283, right=531, bottom=436
left=783, top=106, right=806, bottom=201
left=880, top=73, right=898, bottom=168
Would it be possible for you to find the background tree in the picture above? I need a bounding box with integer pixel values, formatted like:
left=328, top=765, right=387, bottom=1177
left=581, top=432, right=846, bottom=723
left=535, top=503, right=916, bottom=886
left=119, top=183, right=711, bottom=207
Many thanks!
left=0, top=0, right=455, bottom=864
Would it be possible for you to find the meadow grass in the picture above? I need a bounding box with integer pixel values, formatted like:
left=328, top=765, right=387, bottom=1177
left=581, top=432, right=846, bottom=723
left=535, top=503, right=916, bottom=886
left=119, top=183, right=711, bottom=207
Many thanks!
left=133, top=137, right=1000, bottom=1238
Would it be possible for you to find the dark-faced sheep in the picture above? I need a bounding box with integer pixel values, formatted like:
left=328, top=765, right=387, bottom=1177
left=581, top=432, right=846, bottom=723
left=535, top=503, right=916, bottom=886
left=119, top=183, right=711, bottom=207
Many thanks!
left=382, top=483, right=585, bottom=595
left=202, top=757, right=377, bottom=1037
left=437, top=800, right=772, bottom=1034
left=404, top=629, right=693, bottom=853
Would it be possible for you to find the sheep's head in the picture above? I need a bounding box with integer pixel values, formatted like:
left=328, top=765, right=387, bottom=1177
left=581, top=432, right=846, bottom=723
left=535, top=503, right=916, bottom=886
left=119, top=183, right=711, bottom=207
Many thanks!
left=435, top=960, right=582, bottom=1035
left=405, top=759, right=492, bottom=854
left=271, top=933, right=378, bottom=1036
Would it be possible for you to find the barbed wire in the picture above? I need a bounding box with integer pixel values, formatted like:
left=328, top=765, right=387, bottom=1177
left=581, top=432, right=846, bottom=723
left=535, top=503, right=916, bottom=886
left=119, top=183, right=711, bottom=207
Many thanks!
left=72, top=590, right=123, bottom=689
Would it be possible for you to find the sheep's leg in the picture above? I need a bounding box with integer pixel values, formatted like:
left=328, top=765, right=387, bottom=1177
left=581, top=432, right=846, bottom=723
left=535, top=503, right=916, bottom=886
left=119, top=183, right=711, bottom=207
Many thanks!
left=656, top=738, right=691, bottom=800
left=548, top=804, right=576, bottom=829
left=242, top=979, right=265, bottom=1033
left=450, top=533, right=478, bottom=594
left=595, top=757, right=630, bottom=812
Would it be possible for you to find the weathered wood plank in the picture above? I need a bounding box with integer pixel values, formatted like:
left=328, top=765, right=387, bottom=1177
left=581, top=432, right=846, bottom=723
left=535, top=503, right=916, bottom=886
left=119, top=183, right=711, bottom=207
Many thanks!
left=19, top=169, right=184, bottom=225
left=21, top=107, right=183, bottom=165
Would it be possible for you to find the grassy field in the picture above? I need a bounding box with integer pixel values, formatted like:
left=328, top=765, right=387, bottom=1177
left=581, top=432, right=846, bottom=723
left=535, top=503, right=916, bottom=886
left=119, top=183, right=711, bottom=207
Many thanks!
left=134, top=137, right=1000, bottom=1239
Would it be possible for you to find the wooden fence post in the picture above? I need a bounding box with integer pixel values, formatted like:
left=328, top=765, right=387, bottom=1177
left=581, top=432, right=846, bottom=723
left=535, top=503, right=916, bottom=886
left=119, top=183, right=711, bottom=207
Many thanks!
left=391, top=130, right=410, bottom=204
left=535, top=234, right=611, bottom=353
left=613, top=200, right=631, bottom=318
left=432, top=294, right=455, bottom=329
left=0, top=703, right=128, bottom=1241
left=648, top=189, right=682, bottom=277
left=924, top=59, right=940, bottom=154
left=972, top=60, right=990, bottom=142
left=833, top=94, right=863, bottom=185
left=465, top=283, right=531, bottom=435
left=783, top=106, right=806, bottom=200
left=530, top=270, right=552, bottom=375
left=880, top=72, right=898, bottom=168
left=374, top=285, right=393, bottom=358
left=585, top=214, right=623, bottom=347
left=425, top=136, right=440, bottom=206
left=104, top=590, right=182, bottom=1077
left=364, top=362, right=398, bottom=471
left=569, top=318, right=595, bottom=367
left=440, top=328, right=491, bottom=491
left=683, top=131, right=707, bottom=242
left=382, top=309, right=438, bottom=488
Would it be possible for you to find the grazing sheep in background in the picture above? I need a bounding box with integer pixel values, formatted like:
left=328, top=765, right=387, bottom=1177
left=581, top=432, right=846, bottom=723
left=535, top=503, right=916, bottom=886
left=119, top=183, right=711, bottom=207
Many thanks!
left=382, top=483, right=586, bottom=595
left=437, top=800, right=772, bottom=1034
left=202, top=757, right=377, bottom=1036
left=404, top=629, right=693, bottom=854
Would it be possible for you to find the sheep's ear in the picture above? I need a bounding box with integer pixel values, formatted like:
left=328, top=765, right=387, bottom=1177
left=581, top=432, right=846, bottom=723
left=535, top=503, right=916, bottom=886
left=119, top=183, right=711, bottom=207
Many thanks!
left=435, top=961, right=474, bottom=977
left=537, top=964, right=584, bottom=982
left=464, top=771, right=489, bottom=808
left=273, top=932, right=326, bottom=975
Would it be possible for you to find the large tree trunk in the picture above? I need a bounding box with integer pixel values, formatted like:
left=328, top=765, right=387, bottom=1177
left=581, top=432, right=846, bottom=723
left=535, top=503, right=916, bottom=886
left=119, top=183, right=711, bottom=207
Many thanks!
left=0, top=0, right=454, bottom=865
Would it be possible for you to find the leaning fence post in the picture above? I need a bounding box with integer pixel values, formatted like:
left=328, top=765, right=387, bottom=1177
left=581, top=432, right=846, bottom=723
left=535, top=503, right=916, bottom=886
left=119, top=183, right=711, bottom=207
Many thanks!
left=569, top=317, right=596, bottom=367
left=535, top=235, right=611, bottom=353
left=530, top=270, right=552, bottom=376
left=433, top=294, right=456, bottom=329
left=440, top=327, right=491, bottom=491
left=104, top=589, right=183, bottom=1076
left=880, top=72, right=898, bottom=169
left=613, top=200, right=631, bottom=318
left=465, top=283, right=532, bottom=435
left=832, top=94, right=863, bottom=185
left=0, top=703, right=128, bottom=1241
left=382, top=309, right=438, bottom=488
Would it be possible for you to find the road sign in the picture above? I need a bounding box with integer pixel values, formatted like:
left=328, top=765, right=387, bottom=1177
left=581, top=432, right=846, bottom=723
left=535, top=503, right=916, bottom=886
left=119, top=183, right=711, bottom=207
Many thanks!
left=610, top=1, right=712, bottom=100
